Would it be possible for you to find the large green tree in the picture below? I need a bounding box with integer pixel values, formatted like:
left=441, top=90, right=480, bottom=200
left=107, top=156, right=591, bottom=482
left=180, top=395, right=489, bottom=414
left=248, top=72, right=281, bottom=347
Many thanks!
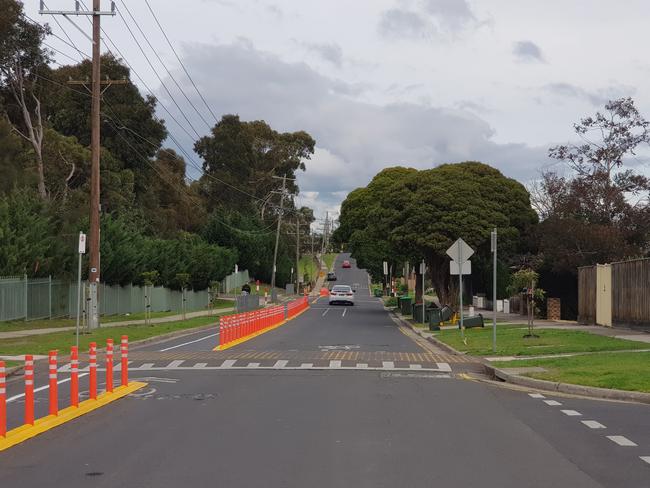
left=336, top=162, right=537, bottom=304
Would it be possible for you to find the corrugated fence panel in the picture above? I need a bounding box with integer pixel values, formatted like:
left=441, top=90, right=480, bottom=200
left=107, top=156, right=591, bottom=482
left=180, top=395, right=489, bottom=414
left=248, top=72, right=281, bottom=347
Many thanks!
left=27, top=278, right=50, bottom=321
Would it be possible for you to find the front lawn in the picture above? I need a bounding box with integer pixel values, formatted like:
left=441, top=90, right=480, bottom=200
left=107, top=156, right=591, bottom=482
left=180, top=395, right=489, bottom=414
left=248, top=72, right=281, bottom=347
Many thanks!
left=492, top=352, right=650, bottom=393
left=434, top=324, right=649, bottom=357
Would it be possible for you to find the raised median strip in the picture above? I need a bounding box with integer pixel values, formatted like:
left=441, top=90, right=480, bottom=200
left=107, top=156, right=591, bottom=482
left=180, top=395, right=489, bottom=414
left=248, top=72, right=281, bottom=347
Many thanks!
left=0, top=381, right=147, bottom=452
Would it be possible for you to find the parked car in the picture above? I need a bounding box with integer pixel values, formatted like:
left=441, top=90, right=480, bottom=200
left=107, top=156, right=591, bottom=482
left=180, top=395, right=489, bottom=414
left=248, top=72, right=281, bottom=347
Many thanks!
left=326, top=272, right=337, bottom=281
left=342, top=260, right=351, bottom=268
left=329, top=285, right=355, bottom=305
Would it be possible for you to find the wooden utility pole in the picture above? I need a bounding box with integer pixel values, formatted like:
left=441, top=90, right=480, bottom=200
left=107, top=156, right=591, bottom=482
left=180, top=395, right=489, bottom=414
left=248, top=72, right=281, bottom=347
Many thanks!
left=270, top=175, right=292, bottom=302
left=40, top=1, right=118, bottom=328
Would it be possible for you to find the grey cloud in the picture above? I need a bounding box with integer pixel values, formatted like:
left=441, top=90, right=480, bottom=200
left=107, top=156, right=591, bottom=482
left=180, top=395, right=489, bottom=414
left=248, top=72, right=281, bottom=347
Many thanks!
left=161, top=40, right=549, bottom=217
left=544, top=82, right=636, bottom=106
left=378, top=0, right=479, bottom=40
left=513, top=41, right=545, bottom=63
left=378, top=8, right=431, bottom=40
left=297, top=40, right=343, bottom=66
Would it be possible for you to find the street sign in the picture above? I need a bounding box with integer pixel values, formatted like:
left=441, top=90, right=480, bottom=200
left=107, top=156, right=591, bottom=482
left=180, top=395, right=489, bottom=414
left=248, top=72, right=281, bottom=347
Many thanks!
left=419, top=261, right=426, bottom=274
left=78, top=233, right=86, bottom=254
left=446, top=238, right=474, bottom=262
left=383, top=261, right=388, bottom=275
left=450, top=260, right=471, bottom=275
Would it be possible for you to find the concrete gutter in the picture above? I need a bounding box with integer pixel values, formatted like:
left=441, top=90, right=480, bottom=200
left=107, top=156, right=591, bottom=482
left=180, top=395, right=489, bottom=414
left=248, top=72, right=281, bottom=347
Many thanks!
left=391, top=310, right=650, bottom=405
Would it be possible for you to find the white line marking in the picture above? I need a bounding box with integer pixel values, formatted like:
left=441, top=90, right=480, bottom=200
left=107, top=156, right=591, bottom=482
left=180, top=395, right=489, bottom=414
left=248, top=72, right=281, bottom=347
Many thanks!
left=247, top=362, right=260, bottom=368
left=166, top=360, right=184, bottom=368
left=607, top=435, right=637, bottom=447
left=159, top=333, right=219, bottom=352
left=382, top=361, right=395, bottom=369
left=640, top=456, right=650, bottom=465
left=322, top=308, right=330, bottom=317
left=193, top=363, right=207, bottom=368
left=6, top=373, right=89, bottom=403
left=409, top=364, right=422, bottom=369
left=342, top=308, right=347, bottom=317
left=357, top=363, right=368, bottom=368
left=300, top=363, right=313, bottom=368
left=543, top=400, right=562, bottom=406
left=220, top=359, right=237, bottom=368
left=582, top=420, right=606, bottom=429
left=528, top=393, right=545, bottom=399
left=272, top=360, right=288, bottom=368
left=139, top=363, right=155, bottom=369
left=561, top=410, right=582, bottom=417
left=329, top=360, right=342, bottom=368
left=436, top=362, right=452, bottom=372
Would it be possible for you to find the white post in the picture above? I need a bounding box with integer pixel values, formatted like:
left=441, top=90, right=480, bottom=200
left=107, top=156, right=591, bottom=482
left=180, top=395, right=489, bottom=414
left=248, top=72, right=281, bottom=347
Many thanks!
left=76, top=232, right=86, bottom=348
left=492, top=228, right=497, bottom=353
left=459, top=245, right=464, bottom=339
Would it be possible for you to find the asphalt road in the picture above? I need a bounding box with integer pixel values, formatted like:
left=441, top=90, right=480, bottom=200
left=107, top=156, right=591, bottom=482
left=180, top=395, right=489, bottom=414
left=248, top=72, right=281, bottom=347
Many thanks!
left=1, top=253, right=648, bottom=487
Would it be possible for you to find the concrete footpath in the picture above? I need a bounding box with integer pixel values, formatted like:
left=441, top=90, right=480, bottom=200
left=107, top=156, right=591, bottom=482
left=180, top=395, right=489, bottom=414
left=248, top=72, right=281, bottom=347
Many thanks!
left=0, top=308, right=234, bottom=341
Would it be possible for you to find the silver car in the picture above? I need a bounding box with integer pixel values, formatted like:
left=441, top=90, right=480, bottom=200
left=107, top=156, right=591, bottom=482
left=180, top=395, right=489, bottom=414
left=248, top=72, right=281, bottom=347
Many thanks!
left=329, top=285, right=355, bottom=305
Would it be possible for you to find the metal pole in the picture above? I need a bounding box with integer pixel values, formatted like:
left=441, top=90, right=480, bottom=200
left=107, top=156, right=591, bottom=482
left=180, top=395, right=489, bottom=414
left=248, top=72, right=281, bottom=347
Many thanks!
left=421, top=260, right=425, bottom=324
left=459, top=245, right=464, bottom=339
left=295, top=216, right=300, bottom=294
left=492, top=228, right=497, bottom=353
left=48, top=275, right=52, bottom=320
left=270, top=175, right=286, bottom=302
left=75, top=252, right=82, bottom=348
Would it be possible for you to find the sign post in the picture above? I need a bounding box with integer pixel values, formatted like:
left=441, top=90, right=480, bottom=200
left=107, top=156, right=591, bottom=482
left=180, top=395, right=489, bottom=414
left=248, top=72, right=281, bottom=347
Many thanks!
left=383, top=261, right=388, bottom=296
left=420, top=260, right=426, bottom=324
left=447, top=238, right=474, bottom=340
left=491, top=228, right=497, bottom=353
left=76, top=232, right=86, bottom=348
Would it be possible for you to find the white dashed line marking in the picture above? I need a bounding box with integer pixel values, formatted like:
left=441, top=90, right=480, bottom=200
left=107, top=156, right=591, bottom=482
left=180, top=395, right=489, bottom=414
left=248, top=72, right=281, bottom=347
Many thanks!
left=640, top=456, right=650, bottom=465
left=342, top=308, right=347, bottom=317
left=607, top=435, right=637, bottom=447
left=220, top=359, right=237, bottom=368
left=166, top=360, right=184, bottom=368
left=543, top=400, right=562, bottom=406
left=561, top=410, right=582, bottom=417
left=382, top=361, right=395, bottom=369
left=357, top=363, right=368, bottom=368
left=159, top=333, right=219, bottom=352
left=193, top=362, right=207, bottom=368
left=329, top=360, right=342, bottom=368
left=409, top=364, right=422, bottom=369
left=247, top=363, right=260, bottom=368
left=139, top=363, right=155, bottom=369
left=436, top=362, right=452, bottom=372
left=528, top=393, right=545, bottom=399
left=300, top=363, right=313, bottom=368
left=273, top=360, right=288, bottom=368
left=322, top=308, right=330, bottom=317
left=581, top=420, right=606, bottom=429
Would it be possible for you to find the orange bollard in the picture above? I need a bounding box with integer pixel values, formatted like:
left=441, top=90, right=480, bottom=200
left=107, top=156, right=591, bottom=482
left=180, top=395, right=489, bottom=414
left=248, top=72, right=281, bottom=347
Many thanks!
left=106, top=339, right=114, bottom=393
left=24, top=355, right=34, bottom=425
left=0, top=361, right=5, bottom=438
left=48, top=350, right=58, bottom=416
left=89, top=342, right=97, bottom=400
left=70, top=346, right=79, bottom=407
left=121, top=336, right=128, bottom=387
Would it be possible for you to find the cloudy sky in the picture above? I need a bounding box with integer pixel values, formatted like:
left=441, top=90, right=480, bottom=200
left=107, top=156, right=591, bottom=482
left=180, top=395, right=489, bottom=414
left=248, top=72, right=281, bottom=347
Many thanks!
left=29, top=0, right=650, bottom=222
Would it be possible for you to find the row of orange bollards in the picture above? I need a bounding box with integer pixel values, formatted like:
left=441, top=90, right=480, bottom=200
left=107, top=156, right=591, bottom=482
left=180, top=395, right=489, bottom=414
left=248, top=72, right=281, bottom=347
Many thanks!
left=218, top=297, right=310, bottom=349
left=0, top=336, right=129, bottom=439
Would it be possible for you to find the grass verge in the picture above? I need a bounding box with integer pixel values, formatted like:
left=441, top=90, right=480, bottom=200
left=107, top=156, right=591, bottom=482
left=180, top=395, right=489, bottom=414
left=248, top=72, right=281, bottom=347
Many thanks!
left=492, top=352, right=650, bottom=393
left=0, top=315, right=223, bottom=357
left=433, top=324, right=649, bottom=357
left=322, top=253, right=338, bottom=270
left=299, top=255, right=319, bottom=283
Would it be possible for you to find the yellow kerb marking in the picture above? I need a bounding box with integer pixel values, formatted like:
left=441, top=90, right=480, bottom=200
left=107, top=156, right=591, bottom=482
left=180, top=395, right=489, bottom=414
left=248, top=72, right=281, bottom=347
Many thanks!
left=0, top=382, right=147, bottom=452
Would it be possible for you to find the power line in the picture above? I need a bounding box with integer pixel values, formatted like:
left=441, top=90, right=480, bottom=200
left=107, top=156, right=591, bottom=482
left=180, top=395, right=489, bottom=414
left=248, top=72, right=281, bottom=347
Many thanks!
left=43, top=42, right=82, bottom=64
left=142, top=0, right=220, bottom=123
left=117, top=1, right=212, bottom=130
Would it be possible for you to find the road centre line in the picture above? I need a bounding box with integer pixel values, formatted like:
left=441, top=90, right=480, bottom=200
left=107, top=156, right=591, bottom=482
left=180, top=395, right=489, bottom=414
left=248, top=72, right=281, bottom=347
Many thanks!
left=582, top=420, right=606, bottom=429
left=342, top=308, right=347, bottom=317
left=159, top=332, right=219, bottom=352
left=561, top=410, right=582, bottom=417
left=7, top=373, right=90, bottom=403
left=543, top=400, right=562, bottom=406
left=606, top=435, right=637, bottom=447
